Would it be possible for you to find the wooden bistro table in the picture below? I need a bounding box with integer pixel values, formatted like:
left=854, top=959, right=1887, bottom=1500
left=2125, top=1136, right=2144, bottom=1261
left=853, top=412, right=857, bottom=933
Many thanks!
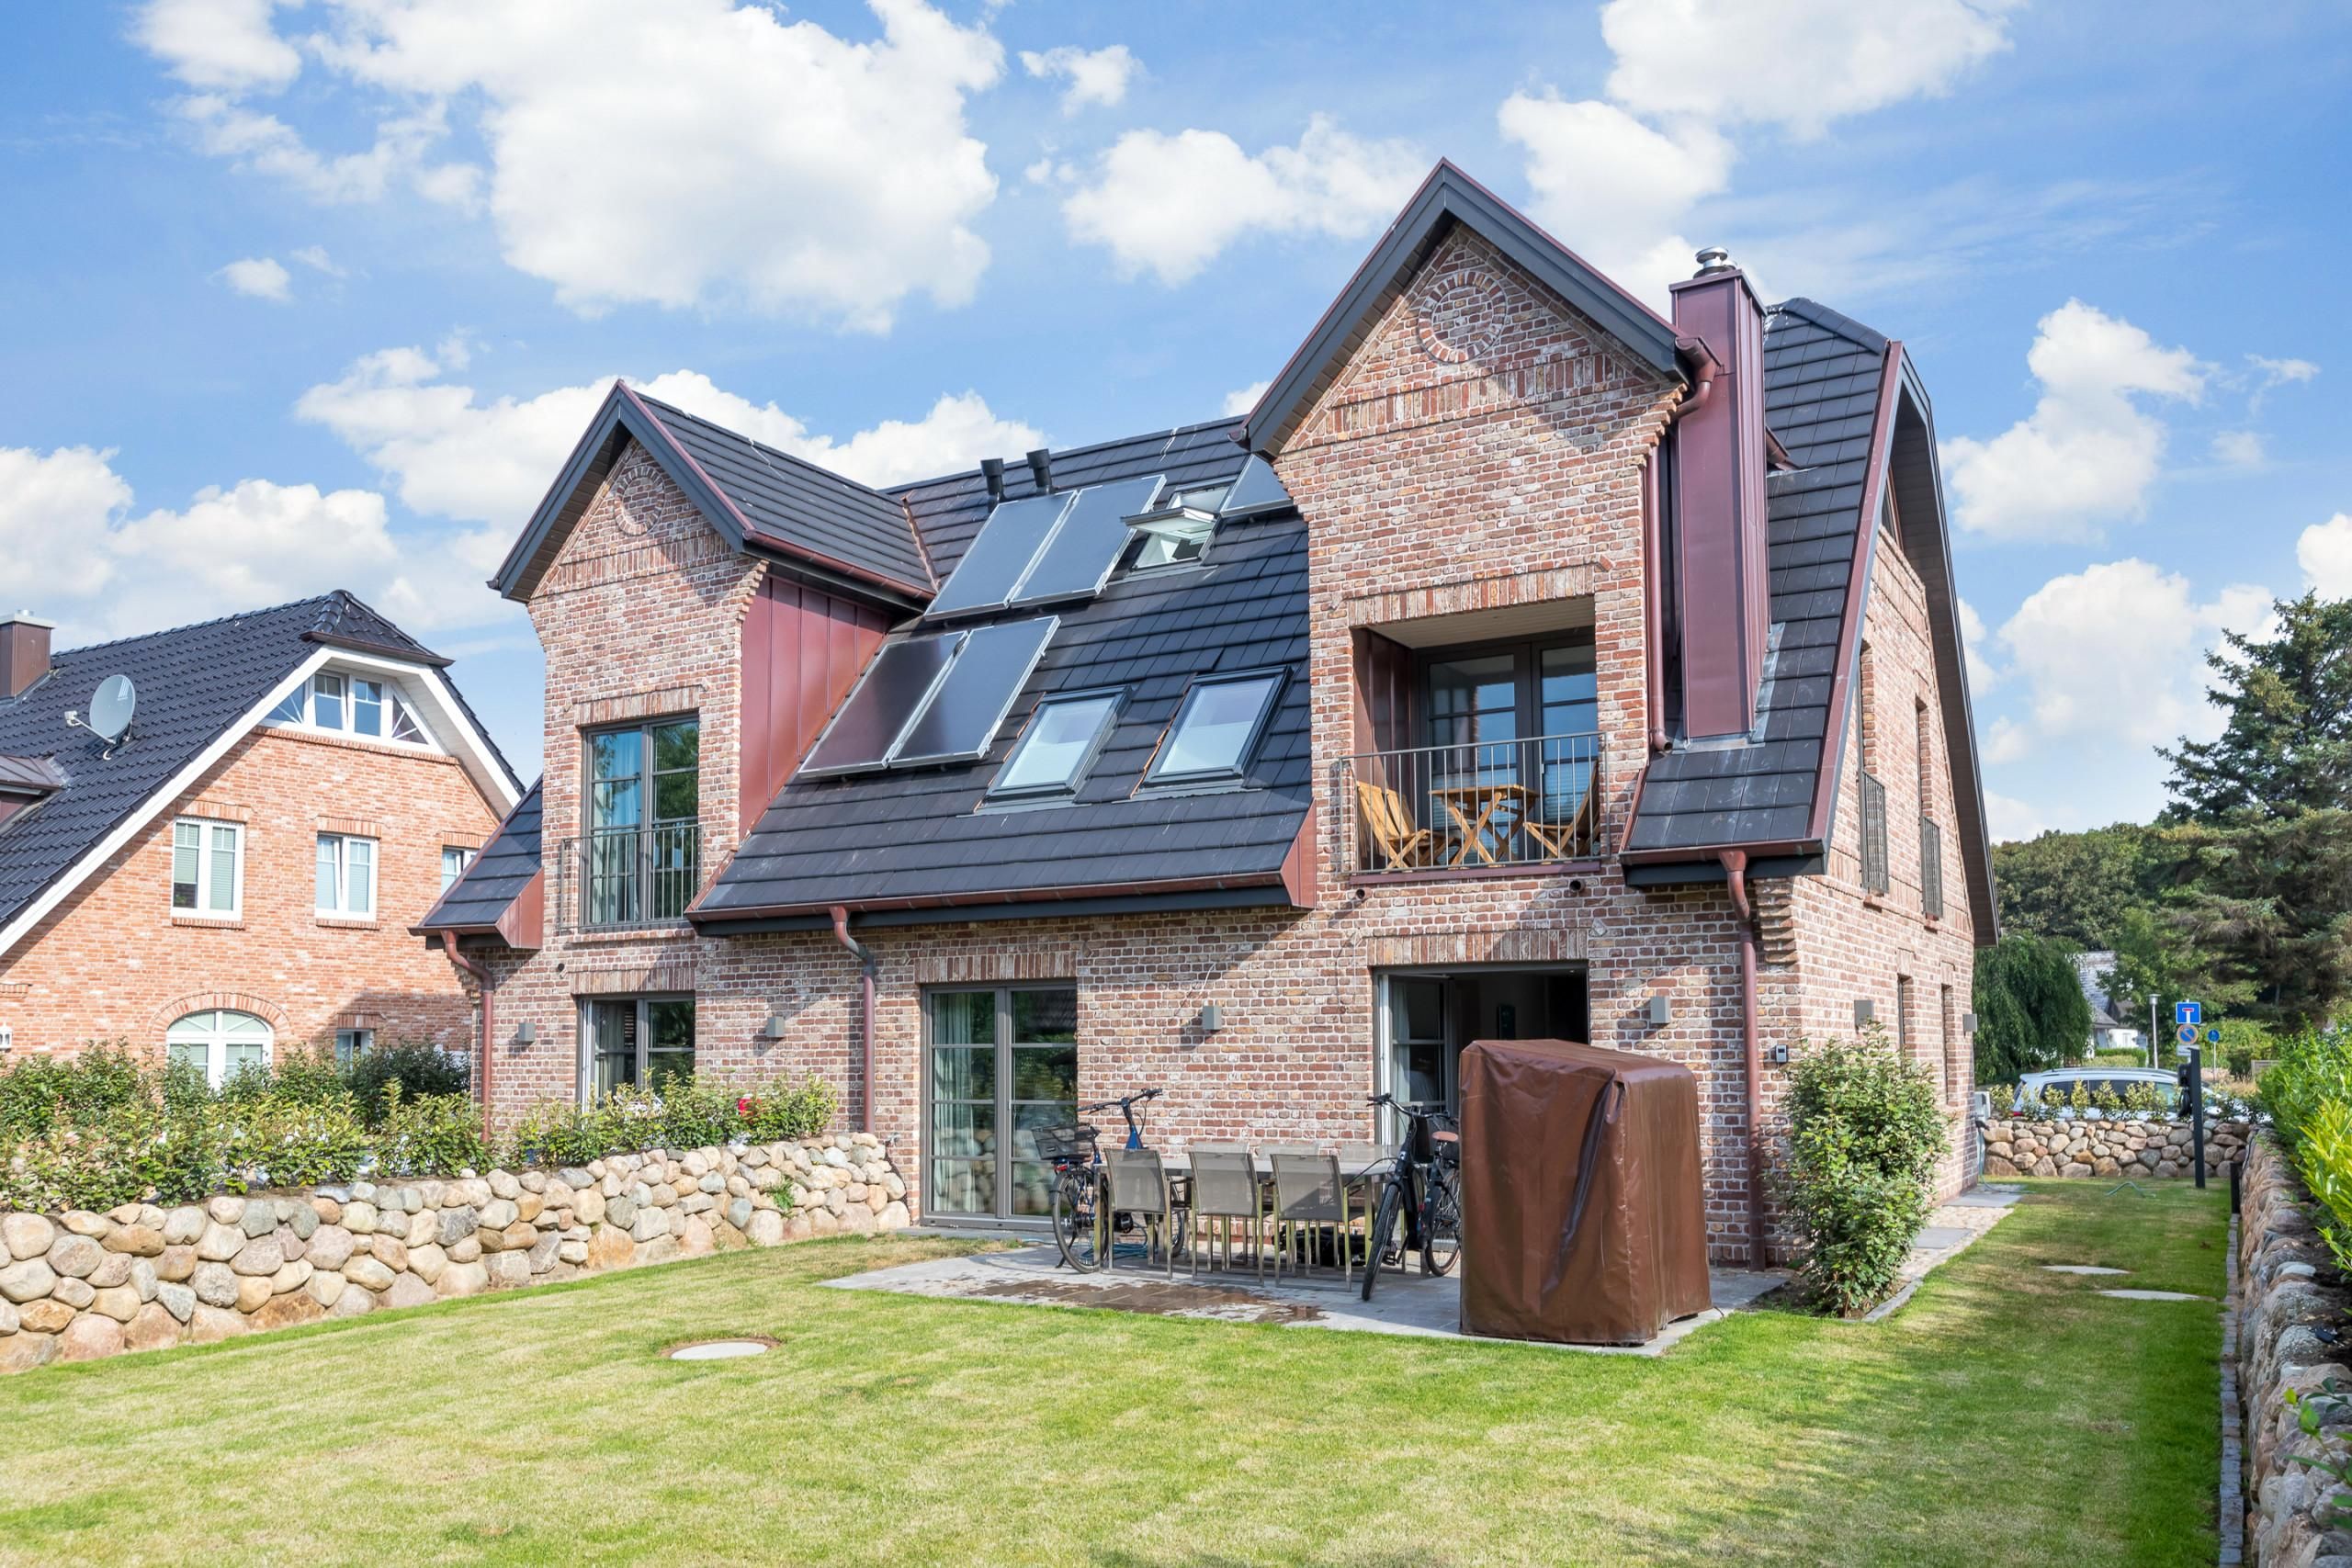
left=1429, top=780, right=1529, bottom=865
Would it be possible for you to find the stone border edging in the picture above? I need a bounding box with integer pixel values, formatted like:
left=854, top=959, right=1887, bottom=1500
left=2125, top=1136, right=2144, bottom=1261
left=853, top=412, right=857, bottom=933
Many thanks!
left=2235, top=1134, right=2352, bottom=1565
left=2224, top=1211, right=2245, bottom=1566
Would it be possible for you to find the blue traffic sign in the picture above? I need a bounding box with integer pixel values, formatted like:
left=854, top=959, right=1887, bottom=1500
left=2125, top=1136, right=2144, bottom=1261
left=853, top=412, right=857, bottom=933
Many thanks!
left=2206, top=1027, right=2222, bottom=1045
left=2176, top=1000, right=2202, bottom=1026
left=2177, top=1023, right=2200, bottom=1046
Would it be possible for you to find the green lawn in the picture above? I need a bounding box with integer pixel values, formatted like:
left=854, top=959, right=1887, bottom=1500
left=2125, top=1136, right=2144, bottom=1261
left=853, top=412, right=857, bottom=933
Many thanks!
left=0, top=1179, right=2224, bottom=1567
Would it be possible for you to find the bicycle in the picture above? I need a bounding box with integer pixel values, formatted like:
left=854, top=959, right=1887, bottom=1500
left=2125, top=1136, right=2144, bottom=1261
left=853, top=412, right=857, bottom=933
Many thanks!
left=1043, top=1088, right=1177, bottom=1272
left=1359, top=1092, right=1463, bottom=1301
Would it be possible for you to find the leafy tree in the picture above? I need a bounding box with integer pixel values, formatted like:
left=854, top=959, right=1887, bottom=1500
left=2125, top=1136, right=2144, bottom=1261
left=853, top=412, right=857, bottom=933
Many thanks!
left=1973, top=933, right=2093, bottom=1082
left=1992, top=823, right=2163, bottom=949
left=2165, top=810, right=2352, bottom=1030
left=2163, top=592, right=2352, bottom=823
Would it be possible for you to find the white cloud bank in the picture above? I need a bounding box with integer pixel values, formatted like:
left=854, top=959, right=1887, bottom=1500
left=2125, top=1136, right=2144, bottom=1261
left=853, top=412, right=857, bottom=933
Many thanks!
left=136, top=0, right=1007, bottom=330
left=1941, top=300, right=2206, bottom=541
left=215, top=254, right=291, bottom=300
left=2298, top=513, right=2352, bottom=599
left=1020, top=44, right=1137, bottom=113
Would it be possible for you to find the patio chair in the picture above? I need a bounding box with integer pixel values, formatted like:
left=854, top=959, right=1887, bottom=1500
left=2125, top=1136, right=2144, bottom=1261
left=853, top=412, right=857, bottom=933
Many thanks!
left=1521, top=765, right=1597, bottom=861
left=1354, top=779, right=1432, bottom=871
left=1186, top=1145, right=1265, bottom=1280
left=1335, top=1143, right=1390, bottom=1269
left=1104, top=1145, right=1181, bottom=1279
left=1267, top=1147, right=1350, bottom=1286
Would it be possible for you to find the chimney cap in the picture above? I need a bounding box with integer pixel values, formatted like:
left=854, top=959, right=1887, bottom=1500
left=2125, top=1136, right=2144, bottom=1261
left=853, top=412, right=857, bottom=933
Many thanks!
left=1693, top=246, right=1736, bottom=276
left=3, top=611, right=55, bottom=628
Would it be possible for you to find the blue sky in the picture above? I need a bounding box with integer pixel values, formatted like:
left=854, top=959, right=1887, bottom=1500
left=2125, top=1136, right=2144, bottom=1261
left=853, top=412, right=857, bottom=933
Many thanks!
left=4, top=1, right=2346, bottom=840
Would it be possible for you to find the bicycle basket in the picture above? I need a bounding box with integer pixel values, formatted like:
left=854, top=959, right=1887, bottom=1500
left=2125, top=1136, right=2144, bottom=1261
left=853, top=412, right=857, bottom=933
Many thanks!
left=1030, top=1122, right=1100, bottom=1164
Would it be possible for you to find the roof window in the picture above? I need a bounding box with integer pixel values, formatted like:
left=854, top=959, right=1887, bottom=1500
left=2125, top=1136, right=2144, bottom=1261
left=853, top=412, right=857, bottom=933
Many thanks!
left=1145, top=671, right=1283, bottom=785
left=989, top=689, right=1122, bottom=798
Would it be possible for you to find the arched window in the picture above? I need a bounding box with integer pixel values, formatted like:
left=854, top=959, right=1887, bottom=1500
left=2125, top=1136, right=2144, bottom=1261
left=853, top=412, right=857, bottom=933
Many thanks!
left=165, top=1009, right=272, bottom=1087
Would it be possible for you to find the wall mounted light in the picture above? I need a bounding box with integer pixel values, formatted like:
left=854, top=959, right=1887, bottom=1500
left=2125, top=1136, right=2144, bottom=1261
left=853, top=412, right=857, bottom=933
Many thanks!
left=0, top=1022, right=10, bottom=1054
left=1645, top=995, right=1671, bottom=1027
left=1961, top=1010, right=1979, bottom=1035
left=514, top=1021, right=537, bottom=1044
left=1199, top=1003, right=1224, bottom=1035
left=1853, top=998, right=1875, bottom=1030
left=761, top=1014, right=789, bottom=1041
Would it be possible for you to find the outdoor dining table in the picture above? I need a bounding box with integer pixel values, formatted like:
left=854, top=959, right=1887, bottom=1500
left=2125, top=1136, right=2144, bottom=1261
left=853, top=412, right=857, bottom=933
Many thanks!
left=1428, top=780, right=1529, bottom=865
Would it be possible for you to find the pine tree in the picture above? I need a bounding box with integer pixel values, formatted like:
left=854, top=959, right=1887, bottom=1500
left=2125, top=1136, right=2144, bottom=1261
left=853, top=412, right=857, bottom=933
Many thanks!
left=2163, top=592, right=2352, bottom=823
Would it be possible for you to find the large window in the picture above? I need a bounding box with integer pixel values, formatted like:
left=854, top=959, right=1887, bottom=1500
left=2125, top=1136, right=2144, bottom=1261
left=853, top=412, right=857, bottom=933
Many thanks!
left=585, top=717, right=700, bottom=925
left=166, top=1009, right=271, bottom=1088
left=170, top=818, right=243, bottom=917
left=925, top=987, right=1078, bottom=1222
left=270, top=670, right=431, bottom=745
left=1145, top=672, right=1282, bottom=785
left=580, top=996, right=695, bottom=1100
left=315, top=832, right=377, bottom=918
left=990, top=690, right=1121, bottom=798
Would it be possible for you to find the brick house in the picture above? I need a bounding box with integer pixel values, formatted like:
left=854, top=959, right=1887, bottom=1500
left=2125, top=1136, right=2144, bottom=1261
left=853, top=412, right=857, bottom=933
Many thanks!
left=421, top=163, right=1995, bottom=1263
left=0, top=593, right=521, bottom=1077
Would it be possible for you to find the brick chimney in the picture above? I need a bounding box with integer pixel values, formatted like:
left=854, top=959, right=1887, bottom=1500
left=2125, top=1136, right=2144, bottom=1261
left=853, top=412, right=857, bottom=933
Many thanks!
left=0, top=612, right=53, bottom=700
left=1668, top=249, right=1770, bottom=740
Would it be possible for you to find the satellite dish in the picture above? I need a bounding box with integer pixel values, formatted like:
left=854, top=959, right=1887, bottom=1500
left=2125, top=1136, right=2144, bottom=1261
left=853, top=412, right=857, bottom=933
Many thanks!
left=87, top=674, right=136, bottom=743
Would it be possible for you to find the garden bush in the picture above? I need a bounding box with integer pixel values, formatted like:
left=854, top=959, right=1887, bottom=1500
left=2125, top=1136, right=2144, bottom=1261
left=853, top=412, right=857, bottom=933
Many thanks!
left=2258, top=1024, right=2352, bottom=1272
left=1773, top=1031, right=1950, bottom=1315
left=345, top=1043, right=470, bottom=1121
left=503, top=1073, right=835, bottom=1168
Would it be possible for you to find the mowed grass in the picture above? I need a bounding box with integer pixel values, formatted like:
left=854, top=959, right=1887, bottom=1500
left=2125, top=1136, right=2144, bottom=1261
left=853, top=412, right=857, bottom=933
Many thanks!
left=0, top=1179, right=2223, bottom=1568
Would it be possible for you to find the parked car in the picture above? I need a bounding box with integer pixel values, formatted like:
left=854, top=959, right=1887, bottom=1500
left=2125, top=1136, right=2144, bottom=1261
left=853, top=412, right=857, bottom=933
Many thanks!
left=2012, top=1067, right=2181, bottom=1119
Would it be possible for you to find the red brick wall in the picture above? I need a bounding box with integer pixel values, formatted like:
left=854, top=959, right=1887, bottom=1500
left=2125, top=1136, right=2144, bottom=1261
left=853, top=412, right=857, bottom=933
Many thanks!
left=0, top=726, right=500, bottom=1057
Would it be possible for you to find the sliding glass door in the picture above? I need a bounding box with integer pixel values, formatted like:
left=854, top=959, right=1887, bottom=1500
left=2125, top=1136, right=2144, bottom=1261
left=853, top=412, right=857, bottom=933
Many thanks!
left=924, top=987, right=1079, bottom=1224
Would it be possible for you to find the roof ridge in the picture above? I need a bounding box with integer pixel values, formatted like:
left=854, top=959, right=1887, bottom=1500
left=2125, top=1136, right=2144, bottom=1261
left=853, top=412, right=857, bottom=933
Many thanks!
left=1767, top=297, right=1891, bottom=355
left=634, top=392, right=903, bottom=504
left=48, top=592, right=341, bottom=661
left=885, top=415, right=1235, bottom=498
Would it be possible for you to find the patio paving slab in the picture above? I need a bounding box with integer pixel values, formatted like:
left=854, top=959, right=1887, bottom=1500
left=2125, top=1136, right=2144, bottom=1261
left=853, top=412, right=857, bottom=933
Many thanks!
left=823, top=1243, right=1788, bottom=1357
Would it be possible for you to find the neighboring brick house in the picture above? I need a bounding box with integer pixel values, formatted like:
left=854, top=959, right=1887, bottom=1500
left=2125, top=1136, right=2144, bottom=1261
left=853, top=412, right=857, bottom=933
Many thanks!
left=421, top=162, right=1995, bottom=1263
left=0, top=593, right=521, bottom=1077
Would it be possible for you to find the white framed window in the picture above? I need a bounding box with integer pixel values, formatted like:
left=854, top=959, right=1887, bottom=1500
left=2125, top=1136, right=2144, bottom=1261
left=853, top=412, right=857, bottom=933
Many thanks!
left=316, top=832, right=378, bottom=918
left=334, top=1027, right=374, bottom=1068
left=170, top=818, right=243, bottom=917
left=440, top=845, right=476, bottom=891
left=166, top=1009, right=272, bottom=1088
left=268, top=668, right=435, bottom=747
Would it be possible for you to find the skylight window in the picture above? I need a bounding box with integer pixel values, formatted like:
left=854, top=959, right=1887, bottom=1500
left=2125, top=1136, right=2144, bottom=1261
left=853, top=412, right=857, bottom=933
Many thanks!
left=1120, top=492, right=1220, bottom=572
left=990, top=690, right=1122, bottom=797
left=1146, top=672, right=1283, bottom=785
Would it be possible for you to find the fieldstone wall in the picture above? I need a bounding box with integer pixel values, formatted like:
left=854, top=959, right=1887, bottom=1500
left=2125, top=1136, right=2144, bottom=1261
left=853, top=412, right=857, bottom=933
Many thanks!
left=1980, top=1115, right=2249, bottom=1179
left=2237, top=1134, right=2352, bottom=1566
left=0, top=1132, right=908, bottom=1375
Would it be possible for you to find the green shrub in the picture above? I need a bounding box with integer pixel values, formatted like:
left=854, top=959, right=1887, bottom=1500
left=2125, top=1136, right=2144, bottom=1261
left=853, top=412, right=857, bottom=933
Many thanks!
left=505, top=1073, right=838, bottom=1168
left=737, top=1077, right=836, bottom=1142
left=345, top=1043, right=469, bottom=1122
left=373, top=1087, right=490, bottom=1178
left=1773, top=1032, right=1950, bottom=1315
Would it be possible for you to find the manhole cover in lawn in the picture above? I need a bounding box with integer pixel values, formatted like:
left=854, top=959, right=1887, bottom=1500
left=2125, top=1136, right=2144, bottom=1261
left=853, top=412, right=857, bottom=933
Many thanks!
left=665, top=1337, right=777, bottom=1360
left=2042, top=1265, right=2129, bottom=1276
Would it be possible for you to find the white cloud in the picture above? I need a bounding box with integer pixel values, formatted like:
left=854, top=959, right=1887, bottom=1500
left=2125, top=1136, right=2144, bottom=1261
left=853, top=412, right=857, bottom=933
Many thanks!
left=0, top=446, right=135, bottom=600
left=138, top=0, right=1007, bottom=330
left=2211, top=430, right=2266, bottom=468
left=1220, top=380, right=1270, bottom=418
left=1940, top=300, right=2206, bottom=541
left=289, top=244, right=345, bottom=276
left=1599, top=0, right=2021, bottom=139
left=1984, top=790, right=2047, bottom=843
left=1061, top=115, right=1423, bottom=286
left=295, top=344, right=1043, bottom=527
left=1497, top=93, right=1731, bottom=302
left=215, top=255, right=292, bottom=300
left=1956, top=597, right=1998, bottom=694
left=2297, top=513, right=2352, bottom=600
left=1020, top=44, right=1137, bottom=113
left=134, top=0, right=300, bottom=92
left=2249, top=354, right=2321, bottom=387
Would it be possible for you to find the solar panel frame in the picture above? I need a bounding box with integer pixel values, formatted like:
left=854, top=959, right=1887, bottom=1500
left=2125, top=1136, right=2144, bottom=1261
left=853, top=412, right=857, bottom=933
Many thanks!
left=924, top=492, right=1074, bottom=620
left=888, top=617, right=1061, bottom=768
left=797, top=631, right=964, bottom=777
left=1007, top=475, right=1166, bottom=606
left=1217, top=454, right=1292, bottom=519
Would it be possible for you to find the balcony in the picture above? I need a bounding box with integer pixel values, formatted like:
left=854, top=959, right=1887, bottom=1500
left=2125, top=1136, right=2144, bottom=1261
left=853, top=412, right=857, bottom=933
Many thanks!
left=1335, top=733, right=1602, bottom=877
left=555, top=822, right=702, bottom=933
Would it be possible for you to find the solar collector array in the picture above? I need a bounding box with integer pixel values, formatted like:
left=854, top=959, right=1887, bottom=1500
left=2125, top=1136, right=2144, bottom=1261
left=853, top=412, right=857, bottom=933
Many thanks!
left=923, top=475, right=1166, bottom=620
left=798, top=617, right=1060, bottom=777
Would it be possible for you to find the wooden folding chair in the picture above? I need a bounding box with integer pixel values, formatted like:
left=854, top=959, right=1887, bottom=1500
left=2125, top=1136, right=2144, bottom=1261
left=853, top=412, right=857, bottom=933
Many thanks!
left=1354, top=779, right=1432, bottom=871
left=1521, top=771, right=1597, bottom=861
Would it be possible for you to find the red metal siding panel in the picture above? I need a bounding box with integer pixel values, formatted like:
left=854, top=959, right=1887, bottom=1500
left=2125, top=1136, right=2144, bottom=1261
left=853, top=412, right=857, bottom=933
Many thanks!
left=738, top=574, right=890, bottom=832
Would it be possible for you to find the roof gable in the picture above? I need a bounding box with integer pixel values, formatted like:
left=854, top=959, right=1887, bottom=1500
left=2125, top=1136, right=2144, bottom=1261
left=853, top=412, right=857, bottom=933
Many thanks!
left=491, top=383, right=933, bottom=607
left=1243, top=159, right=1686, bottom=456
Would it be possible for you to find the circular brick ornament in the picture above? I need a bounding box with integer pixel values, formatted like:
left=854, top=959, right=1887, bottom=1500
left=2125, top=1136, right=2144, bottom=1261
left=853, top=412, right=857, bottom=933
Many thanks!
left=607, top=447, right=666, bottom=537
left=1413, top=265, right=1500, bottom=365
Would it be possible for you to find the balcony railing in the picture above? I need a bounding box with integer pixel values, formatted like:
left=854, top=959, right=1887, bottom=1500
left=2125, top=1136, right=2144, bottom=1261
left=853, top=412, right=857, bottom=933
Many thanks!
left=1920, top=816, right=1944, bottom=919
left=1860, top=771, right=1890, bottom=895
left=555, top=823, right=702, bottom=933
left=1334, top=733, right=1602, bottom=876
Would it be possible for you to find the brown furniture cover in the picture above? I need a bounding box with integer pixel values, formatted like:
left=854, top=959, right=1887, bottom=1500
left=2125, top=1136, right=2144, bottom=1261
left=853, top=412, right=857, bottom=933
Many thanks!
left=1458, top=1038, right=1712, bottom=1345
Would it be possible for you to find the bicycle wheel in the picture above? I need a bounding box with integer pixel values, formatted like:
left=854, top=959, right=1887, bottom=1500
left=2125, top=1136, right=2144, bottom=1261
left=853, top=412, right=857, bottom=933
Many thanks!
left=1419, top=1160, right=1463, bottom=1278
left=1361, top=1179, right=1406, bottom=1302
left=1051, top=1167, right=1107, bottom=1271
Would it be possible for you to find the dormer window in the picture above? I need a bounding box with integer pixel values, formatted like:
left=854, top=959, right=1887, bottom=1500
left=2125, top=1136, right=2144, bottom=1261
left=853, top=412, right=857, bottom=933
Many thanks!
left=269, top=668, right=435, bottom=747
left=1120, top=488, right=1225, bottom=572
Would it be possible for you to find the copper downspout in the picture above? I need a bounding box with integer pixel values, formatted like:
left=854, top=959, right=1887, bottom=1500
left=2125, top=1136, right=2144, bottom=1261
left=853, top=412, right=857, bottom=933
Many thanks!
left=1718, top=850, right=1766, bottom=1269
left=829, top=905, right=876, bottom=1134
left=441, top=931, right=493, bottom=1121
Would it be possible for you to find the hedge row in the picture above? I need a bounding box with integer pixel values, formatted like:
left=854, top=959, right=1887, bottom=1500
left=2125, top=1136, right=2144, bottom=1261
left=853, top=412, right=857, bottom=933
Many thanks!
left=2256, top=1025, right=2352, bottom=1271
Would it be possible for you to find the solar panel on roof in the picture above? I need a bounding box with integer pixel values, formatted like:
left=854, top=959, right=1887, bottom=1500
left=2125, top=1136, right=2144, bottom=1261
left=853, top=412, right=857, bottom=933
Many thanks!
left=1009, top=476, right=1165, bottom=605
left=889, top=617, right=1059, bottom=767
left=1218, top=454, right=1291, bottom=519
left=799, top=632, right=961, bottom=775
left=925, top=493, right=1072, bottom=618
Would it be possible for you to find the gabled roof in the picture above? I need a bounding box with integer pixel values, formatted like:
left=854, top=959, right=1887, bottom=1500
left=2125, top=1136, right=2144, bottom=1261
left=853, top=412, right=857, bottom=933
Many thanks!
left=0, top=592, right=520, bottom=958
left=1243, top=159, right=1687, bottom=455
left=490, top=382, right=933, bottom=606
left=693, top=424, right=1311, bottom=926
left=414, top=780, right=543, bottom=942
